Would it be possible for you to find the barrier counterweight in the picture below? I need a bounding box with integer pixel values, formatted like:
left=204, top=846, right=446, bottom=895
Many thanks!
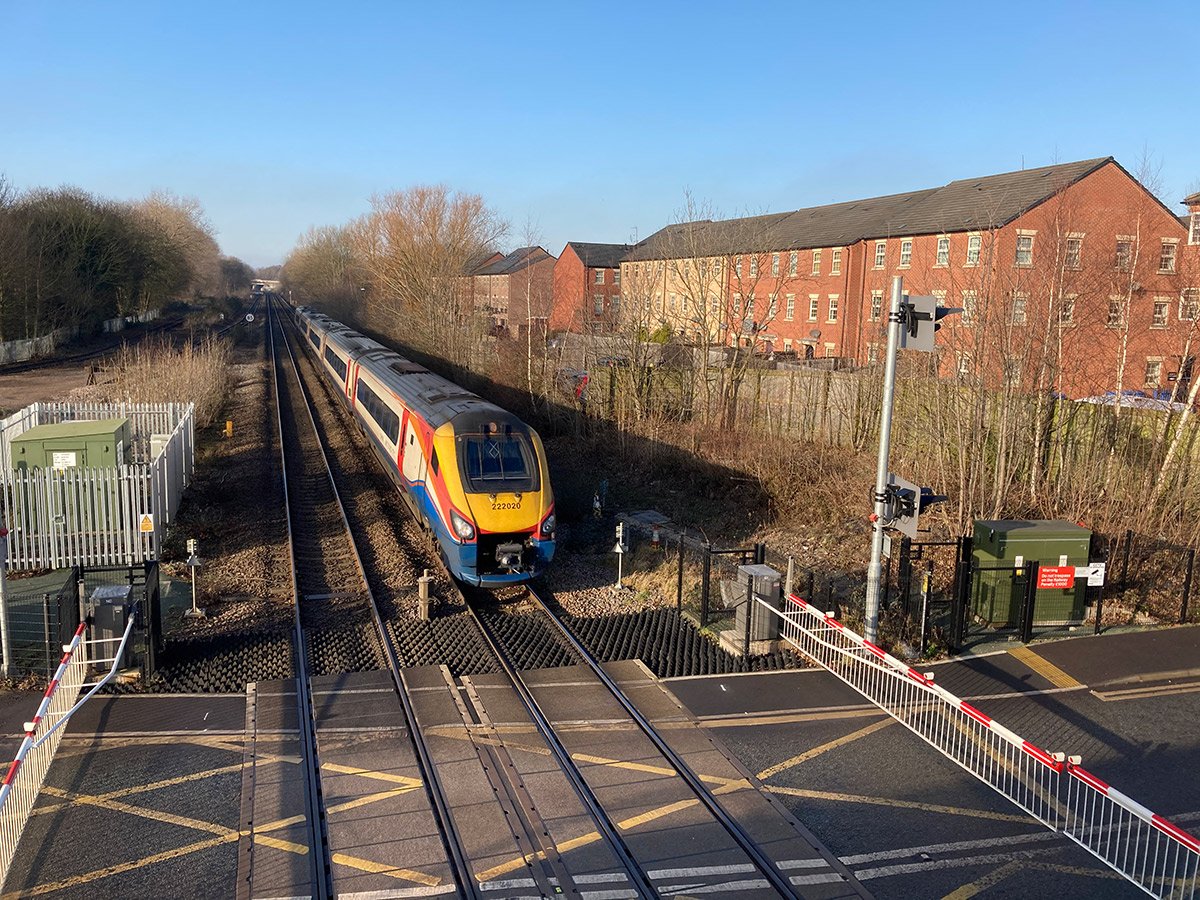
left=762, top=595, right=1199, bottom=899
left=0, top=621, right=88, bottom=887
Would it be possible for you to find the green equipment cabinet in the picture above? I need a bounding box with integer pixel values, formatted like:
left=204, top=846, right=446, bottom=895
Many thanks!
left=10, top=419, right=132, bottom=471
left=972, top=519, right=1091, bottom=627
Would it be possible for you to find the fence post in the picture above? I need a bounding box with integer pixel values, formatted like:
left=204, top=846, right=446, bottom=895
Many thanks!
left=1120, top=529, right=1133, bottom=589
left=755, top=542, right=766, bottom=566
left=43, top=594, right=52, bottom=679
left=1020, top=562, right=1040, bottom=643
left=743, top=573, right=753, bottom=657
left=919, top=561, right=934, bottom=656
left=1181, top=548, right=1195, bottom=624
left=700, top=542, right=712, bottom=627
left=952, top=535, right=972, bottom=650
left=785, top=555, right=795, bottom=599
left=676, top=534, right=685, bottom=614
left=898, top=537, right=913, bottom=614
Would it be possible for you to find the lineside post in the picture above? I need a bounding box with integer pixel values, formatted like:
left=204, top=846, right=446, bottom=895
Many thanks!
left=865, top=276, right=904, bottom=643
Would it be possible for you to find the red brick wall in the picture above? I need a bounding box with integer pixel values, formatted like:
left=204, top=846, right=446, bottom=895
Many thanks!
left=550, top=245, right=622, bottom=334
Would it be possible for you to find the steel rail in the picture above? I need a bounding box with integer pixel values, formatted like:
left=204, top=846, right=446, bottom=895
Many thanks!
left=524, top=585, right=802, bottom=899
left=459, top=587, right=660, bottom=899
left=272, top=296, right=479, bottom=899
left=266, top=299, right=333, bottom=900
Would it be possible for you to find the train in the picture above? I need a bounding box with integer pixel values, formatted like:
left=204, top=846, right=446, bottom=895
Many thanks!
left=290, top=304, right=555, bottom=586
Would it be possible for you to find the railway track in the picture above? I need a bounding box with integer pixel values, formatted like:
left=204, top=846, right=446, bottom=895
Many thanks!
left=263, top=296, right=858, bottom=897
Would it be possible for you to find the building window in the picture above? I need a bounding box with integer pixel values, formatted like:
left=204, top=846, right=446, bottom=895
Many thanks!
left=768, top=295, right=778, bottom=319
left=612, top=294, right=620, bottom=313
left=594, top=269, right=605, bottom=284
left=784, top=294, right=795, bottom=320
left=1015, top=233, right=1034, bottom=267
left=831, top=248, right=842, bottom=275
left=874, top=241, right=886, bottom=268
left=614, top=269, right=621, bottom=285
left=668, top=292, right=676, bottom=313
left=870, top=290, right=883, bottom=321
left=936, top=237, right=949, bottom=267
left=594, top=295, right=604, bottom=316
left=788, top=251, right=798, bottom=276
left=746, top=294, right=755, bottom=319
left=1115, top=239, right=1133, bottom=272
left=1181, top=289, right=1200, bottom=321
left=899, top=239, right=913, bottom=268
left=812, top=249, right=822, bottom=275
left=961, top=290, right=978, bottom=326
left=1065, top=237, right=1083, bottom=269
left=750, top=255, right=758, bottom=277
left=1011, top=291, right=1028, bottom=326
left=735, top=256, right=742, bottom=277
left=1191, top=213, right=1200, bottom=246
left=827, top=294, right=839, bottom=322
left=1160, top=240, right=1178, bottom=273
left=710, top=295, right=719, bottom=316
left=1060, top=295, right=1076, bottom=326
left=824, top=342, right=836, bottom=358
left=867, top=343, right=880, bottom=365
left=966, top=234, right=982, bottom=266
left=1107, top=298, right=1124, bottom=328
left=1145, top=358, right=1163, bottom=386
left=957, top=352, right=972, bottom=378
left=1004, top=359, right=1021, bottom=387
left=808, top=295, right=819, bottom=321
left=1152, top=298, right=1170, bottom=327
left=771, top=253, right=780, bottom=277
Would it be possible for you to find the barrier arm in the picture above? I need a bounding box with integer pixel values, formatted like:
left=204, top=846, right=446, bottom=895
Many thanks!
left=763, top=593, right=1199, bottom=899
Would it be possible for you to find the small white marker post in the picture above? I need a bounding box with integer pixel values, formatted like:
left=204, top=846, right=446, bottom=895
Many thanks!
left=185, top=538, right=205, bottom=619
left=614, top=521, right=628, bottom=589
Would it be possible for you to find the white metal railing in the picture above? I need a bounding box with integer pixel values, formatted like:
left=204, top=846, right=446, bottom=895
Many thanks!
left=762, top=594, right=1200, bottom=899
left=0, top=621, right=89, bottom=886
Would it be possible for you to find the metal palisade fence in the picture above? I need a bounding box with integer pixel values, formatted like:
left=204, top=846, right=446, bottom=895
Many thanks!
left=760, top=594, right=1199, bottom=898
left=0, top=402, right=194, bottom=569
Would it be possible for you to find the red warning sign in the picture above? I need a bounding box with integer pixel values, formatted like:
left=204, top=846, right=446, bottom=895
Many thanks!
left=1037, top=565, right=1076, bottom=590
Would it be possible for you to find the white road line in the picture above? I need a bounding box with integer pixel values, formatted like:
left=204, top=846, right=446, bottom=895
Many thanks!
left=791, top=873, right=848, bottom=885
left=572, top=872, right=631, bottom=884
left=339, top=886, right=459, bottom=898
left=478, top=877, right=537, bottom=890
left=778, top=857, right=835, bottom=869
left=657, top=879, right=770, bottom=895
left=648, top=863, right=756, bottom=878
left=852, top=847, right=1064, bottom=880
left=839, top=828, right=1061, bottom=865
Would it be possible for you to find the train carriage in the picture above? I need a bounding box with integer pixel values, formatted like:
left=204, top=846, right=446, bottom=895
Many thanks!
left=294, top=307, right=555, bottom=586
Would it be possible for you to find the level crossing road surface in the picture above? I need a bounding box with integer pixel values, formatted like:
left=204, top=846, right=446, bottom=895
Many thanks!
left=0, top=624, right=1195, bottom=898
left=667, top=623, right=1200, bottom=899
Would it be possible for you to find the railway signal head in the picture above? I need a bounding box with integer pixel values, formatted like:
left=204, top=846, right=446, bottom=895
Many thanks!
left=886, top=473, right=947, bottom=539
left=900, top=295, right=962, bottom=352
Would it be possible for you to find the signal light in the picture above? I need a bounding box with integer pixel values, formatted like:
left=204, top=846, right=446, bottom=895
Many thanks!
left=899, top=295, right=963, bottom=352
left=885, top=473, right=948, bottom=539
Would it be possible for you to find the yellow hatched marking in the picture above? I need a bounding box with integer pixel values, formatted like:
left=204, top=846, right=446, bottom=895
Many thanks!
left=32, top=761, right=251, bottom=815
left=941, top=861, right=1024, bottom=899
left=329, top=852, right=441, bottom=886
left=1093, top=680, right=1200, bottom=702
left=1008, top=646, right=1083, bottom=689
left=253, top=833, right=310, bottom=855
left=325, top=785, right=422, bottom=815
left=757, top=717, right=893, bottom=780
left=321, top=761, right=424, bottom=788
left=39, top=786, right=229, bottom=835
left=618, top=797, right=700, bottom=829
left=0, top=832, right=240, bottom=899
left=766, top=785, right=1028, bottom=822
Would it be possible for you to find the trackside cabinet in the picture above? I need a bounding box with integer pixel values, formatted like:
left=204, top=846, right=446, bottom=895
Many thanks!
left=972, top=520, right=1091, bottom=627
left=10, top=419, right=132, bottom=470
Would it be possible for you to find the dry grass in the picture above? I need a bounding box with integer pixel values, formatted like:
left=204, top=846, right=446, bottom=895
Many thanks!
left=83, top=336, right=232, bottom=428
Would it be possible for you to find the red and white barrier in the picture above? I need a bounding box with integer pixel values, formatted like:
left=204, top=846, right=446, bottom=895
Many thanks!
left=763, top=594, right=1199, bottom=899
left=0, top=621, right=89, bottom=886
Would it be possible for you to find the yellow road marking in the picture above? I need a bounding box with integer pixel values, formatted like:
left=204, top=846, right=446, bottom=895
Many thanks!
left=254, top=833, right=310, bottom=855
left=1008, top=646, right=1083, bottom=689
left=475, top=851, right=542, bottom=883
left=329, top=852, right=442, bottom=886
left=941, top=860, right=1023, bottom=899
left=766, top=785, right=1028, bottom=822
left=325, top=785, right=423, bottom=815
left=1093, top=680, right=1200, bottom=702
left=39, top=786, right=230, bottom=836
left=321, top=761, right=424, bottom=788
left=756, top=717, right=893, bottom=780
left=701, top=706, right=884, bottom=728
left=32, top=761, right=251, bottom=815
left=0, top=832, right=240, bottom=899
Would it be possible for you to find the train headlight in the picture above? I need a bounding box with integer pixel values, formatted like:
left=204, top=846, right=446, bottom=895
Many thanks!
left=450, top=509, right=475, bottom=541
left=540, top=514, right=556, bottom=539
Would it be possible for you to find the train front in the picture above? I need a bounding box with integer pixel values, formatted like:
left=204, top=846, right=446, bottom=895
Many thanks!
left=442, top=412, right=555, bottom=587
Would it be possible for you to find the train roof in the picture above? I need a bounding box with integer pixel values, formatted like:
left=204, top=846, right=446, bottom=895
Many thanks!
left=323, top=322, right=516, bottom=430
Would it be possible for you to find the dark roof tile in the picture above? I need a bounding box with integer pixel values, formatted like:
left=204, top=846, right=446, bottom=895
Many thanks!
left=566, top=241, right=631, bottom=268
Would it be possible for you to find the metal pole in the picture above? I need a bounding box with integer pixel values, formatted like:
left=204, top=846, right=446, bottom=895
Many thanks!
left=675, top=534, right=685, bottom=613
left=919, top=561, right=933, bottom=655
left=1181, top=548, right=1195, bottom=624
left=865, top=275, right=904, bottom=643
left=0, top=529, right=10, bottom=678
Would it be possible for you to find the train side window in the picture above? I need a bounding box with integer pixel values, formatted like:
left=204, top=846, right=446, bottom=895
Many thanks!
left=430, top=450, right=439, bottom=475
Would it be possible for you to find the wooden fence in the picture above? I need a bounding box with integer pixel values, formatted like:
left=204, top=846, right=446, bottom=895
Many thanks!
left=0, top=402, right=193, bottom=570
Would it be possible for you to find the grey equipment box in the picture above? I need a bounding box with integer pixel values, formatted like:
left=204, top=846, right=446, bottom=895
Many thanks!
left=735, top=563, right=782, bottom=642
left=89, top=584, right=135, bottom=668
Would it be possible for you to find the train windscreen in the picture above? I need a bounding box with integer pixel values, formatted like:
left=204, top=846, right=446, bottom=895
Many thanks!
left=458, top=431, right=539, bottom=493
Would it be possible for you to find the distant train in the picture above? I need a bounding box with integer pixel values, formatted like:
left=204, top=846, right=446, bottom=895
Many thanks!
left=291, top=304, right=555, bottom=586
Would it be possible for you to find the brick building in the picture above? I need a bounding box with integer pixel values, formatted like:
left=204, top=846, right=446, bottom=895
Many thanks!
left=470, top=246, right=556, bottom=336
left=622, top=158, right=1198, bottom=399
left=549, top=242, right=629, bottom=334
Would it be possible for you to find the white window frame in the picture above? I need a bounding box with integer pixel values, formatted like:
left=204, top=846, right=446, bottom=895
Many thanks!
left=874, top=241, right=886, bottom=269
left=870, top=290, right=883, bottom=322
left=788, top=250, right=798, bottom=276
left=1145, top=357, right=1163, bottom=386
left=771, top=253, right=780, bottom=277
left=966, top=233, right=982, bottom=266
left=936, top=236, right=950, bottom=267
left=1065, top=234, right=1084, bottom=270
left=957, top=352, right=972, bottom=378
left=1152, top=297, right=1170, bottom=328
left=1115, top=237, right=1134, bottom=272
left=1060, top=294, right=1076, bottom=327
left=785, top=293, right=795, bottom=321
left=867, top=342, right=880, bottom=365
left=1160, top=238, right=1178, bottom=274
left=812, top=249, right=822, bottom=275
left=768, top=294, right=778, bottom=320
left=1015, top=230, right=1035, bottom=267
left=823, top=342, right=836, bottom=358
left=808, top=294, right=819, bottom=321
left=827, top=294, right=839, bottom=323
left=750, top=255, right=758, bottom=277
left=831, top=248, right=842, bottom=275
left=1191, top=213, right=1200, bottom=246
left=594, top=269, right=605, bottom=284
left=1107, top=297, right=1124, bottom=328
left=613, top=269, right=621, bottom=285
left=899, top=239, right=913, bottom=268
left=1011, top=291, right=1028, bottom=326
left=1181, top=289, right=1199, bottom=322
left=594, top=294, right=604, bottom=316
left=961, top=289, right=978, bottom=326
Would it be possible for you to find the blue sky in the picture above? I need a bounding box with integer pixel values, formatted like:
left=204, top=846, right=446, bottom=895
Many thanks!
left=4, top=1, right=1198, bottom=268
